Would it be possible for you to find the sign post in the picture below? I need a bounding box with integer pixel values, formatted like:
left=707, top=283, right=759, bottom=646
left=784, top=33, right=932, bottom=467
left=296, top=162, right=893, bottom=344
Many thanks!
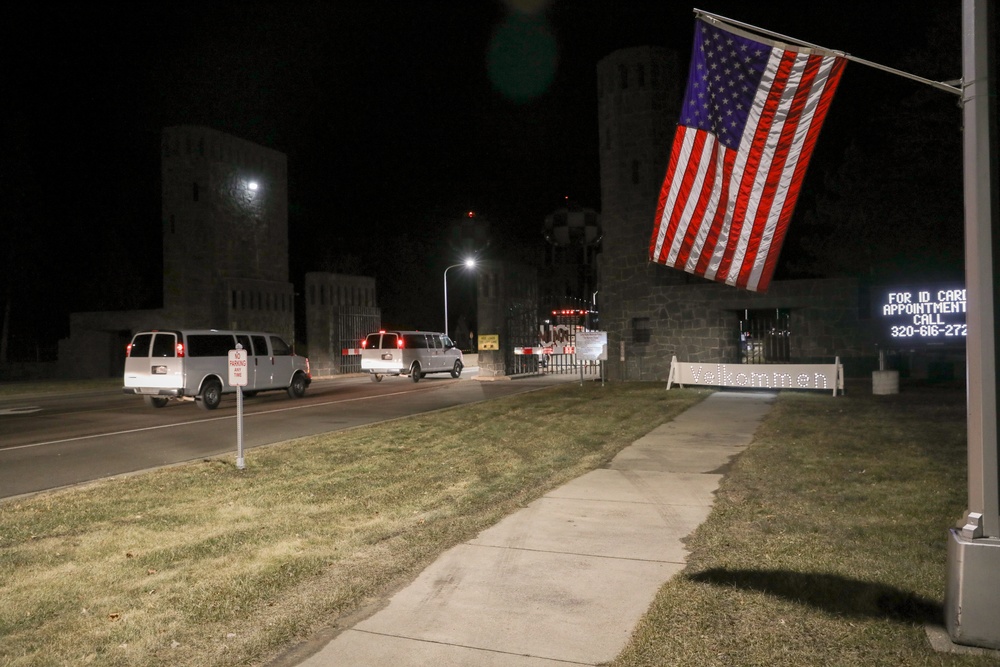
left=228, top=345, right=248, bottom=469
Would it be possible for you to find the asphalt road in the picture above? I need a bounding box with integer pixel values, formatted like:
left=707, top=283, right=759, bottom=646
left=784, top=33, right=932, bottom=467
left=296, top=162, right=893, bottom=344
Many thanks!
left=0, top=369, right=581, bottom=500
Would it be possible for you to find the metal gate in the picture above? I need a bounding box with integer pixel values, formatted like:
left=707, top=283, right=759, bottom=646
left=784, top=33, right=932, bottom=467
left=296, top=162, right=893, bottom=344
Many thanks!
left=338, top=311, right=379, bottom=374
left=540, top=329, right=602, bottom=377
left=739, top=309, right=791, bottom=364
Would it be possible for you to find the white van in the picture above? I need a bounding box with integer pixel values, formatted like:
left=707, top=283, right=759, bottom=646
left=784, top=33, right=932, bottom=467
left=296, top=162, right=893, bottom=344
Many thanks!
left=360, top=330, right=463, bottom=382
left=123, top=329, right=311, bottom=410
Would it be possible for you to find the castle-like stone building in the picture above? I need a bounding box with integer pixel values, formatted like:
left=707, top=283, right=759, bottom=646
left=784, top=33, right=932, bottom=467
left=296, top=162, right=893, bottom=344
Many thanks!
left=595, top=47, right=879, bottom=381
left=51, top=55, right=950, bottom=382
left=57, top=126, right=378, bottom=378
left=159, top=125, right=293, bottom=335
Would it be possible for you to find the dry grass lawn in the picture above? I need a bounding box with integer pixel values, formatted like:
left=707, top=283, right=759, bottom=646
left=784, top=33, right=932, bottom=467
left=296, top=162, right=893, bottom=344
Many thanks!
left=611, top=381, right=996, bottom=667
left=0, top=382, right=706, bottom=666
left=4, top=379, right=992, bottom=666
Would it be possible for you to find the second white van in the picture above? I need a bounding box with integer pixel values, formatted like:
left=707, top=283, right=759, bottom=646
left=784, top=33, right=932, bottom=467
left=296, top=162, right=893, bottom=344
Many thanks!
left=360, top=330, right=463, bottom=382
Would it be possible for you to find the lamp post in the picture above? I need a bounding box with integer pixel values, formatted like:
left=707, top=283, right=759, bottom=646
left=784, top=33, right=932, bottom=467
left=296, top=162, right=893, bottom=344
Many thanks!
left=443, top=258, right=476, bottom=337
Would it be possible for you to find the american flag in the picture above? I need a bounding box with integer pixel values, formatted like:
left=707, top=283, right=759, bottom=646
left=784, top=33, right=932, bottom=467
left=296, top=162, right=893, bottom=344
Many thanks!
left=649, top=17, right=846, bottom=292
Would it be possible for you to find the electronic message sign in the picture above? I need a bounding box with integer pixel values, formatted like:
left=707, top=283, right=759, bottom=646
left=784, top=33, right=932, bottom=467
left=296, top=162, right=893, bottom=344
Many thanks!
left=875, top=285, right=966, bottom=343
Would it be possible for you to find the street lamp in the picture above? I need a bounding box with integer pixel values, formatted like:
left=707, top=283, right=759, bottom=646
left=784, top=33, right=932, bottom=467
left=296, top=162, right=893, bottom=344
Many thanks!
left=443, top=258, right=476, bottom=337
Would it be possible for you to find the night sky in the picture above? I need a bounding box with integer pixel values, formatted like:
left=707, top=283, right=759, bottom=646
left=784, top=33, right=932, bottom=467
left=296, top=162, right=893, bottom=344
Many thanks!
left=2, top=1, right=963, bottom=360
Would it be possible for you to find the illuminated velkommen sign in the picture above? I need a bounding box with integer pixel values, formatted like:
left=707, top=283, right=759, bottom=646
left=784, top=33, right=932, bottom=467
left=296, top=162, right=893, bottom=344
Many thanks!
left=667, top=357, right=843, bottom=396
left=876, top=286, right=966, bottom=342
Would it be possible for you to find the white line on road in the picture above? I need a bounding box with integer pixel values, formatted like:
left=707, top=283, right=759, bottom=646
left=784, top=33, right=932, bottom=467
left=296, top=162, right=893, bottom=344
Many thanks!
left=0, top=387, right=433, bottom=452
left=0, top=407, right=43, bottom=415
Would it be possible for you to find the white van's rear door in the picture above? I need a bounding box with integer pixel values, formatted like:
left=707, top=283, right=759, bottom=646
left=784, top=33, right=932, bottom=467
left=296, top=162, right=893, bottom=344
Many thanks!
left=124, top=332, right=183, bottom=390
left=361, top=333, right=404, bottom=373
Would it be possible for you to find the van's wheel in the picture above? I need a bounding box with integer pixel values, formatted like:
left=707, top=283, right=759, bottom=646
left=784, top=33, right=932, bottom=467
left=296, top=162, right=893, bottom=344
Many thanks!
left=198, top=379, right=222, bottom=410
left=143, top=395, right=168, bottom=408
left=410, top=362, right=421, bottom=382
left=450, top=361, right=463, bottom=379
left=287, top=373, right=307, bottom=399
left=370, top=373, right=382, bottom=382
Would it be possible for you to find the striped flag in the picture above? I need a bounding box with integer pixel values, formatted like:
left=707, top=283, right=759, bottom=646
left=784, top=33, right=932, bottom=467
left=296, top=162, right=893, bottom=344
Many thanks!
left=649, top=17, right=846, bottom=292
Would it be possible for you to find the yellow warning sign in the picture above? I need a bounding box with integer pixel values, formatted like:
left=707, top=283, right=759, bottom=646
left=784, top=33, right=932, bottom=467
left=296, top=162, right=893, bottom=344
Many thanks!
left=478, top=334, right=499, bottom=351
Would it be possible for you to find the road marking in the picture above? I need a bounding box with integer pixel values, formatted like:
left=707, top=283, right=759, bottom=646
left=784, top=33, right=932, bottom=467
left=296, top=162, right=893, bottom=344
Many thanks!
left=0, top=406, right=42, bottom=416
left=0, top=387, right=435, bottom=452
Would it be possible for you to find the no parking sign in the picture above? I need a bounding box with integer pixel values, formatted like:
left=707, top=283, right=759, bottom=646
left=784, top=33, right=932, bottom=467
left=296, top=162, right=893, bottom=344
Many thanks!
left=228, top=348, right=248, bottom=387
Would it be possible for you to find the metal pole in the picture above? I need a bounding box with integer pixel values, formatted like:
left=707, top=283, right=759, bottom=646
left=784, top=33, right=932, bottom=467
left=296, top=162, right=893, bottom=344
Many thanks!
left=693, top=8, right=962, bottom=97
left=236, top=385, right=244, bottom=470
left=444, top=260, right=476, bottom=338
left=443, top=266, right=451, bottom=336
left=959, top=0, right=1000, bottom=542
left=946, top=0, right=999, bottom=649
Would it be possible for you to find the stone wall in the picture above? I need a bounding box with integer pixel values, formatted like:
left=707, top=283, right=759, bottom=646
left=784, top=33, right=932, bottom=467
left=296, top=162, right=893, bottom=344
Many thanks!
left=57, top=309, right=161, bottom=379
left=605, top=277, right=878, bottom=382
left=304, top=272, right=380, bottom=376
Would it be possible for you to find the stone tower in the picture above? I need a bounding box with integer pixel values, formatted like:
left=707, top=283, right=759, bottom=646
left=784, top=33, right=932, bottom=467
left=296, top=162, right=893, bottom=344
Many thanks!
left=596, top=46, right=681, bottom=379
left=160, top=125, right=294, bottom=339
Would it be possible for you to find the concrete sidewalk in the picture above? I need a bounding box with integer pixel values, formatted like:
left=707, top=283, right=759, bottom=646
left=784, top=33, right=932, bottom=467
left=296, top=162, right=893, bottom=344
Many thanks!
left=289, top=391, right=776, bottom=666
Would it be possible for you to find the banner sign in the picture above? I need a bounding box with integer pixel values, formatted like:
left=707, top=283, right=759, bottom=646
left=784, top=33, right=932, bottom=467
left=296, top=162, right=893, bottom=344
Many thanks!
left=667, top=356, right=842, bottom=396
left=575, top=331, right=608, bottom=361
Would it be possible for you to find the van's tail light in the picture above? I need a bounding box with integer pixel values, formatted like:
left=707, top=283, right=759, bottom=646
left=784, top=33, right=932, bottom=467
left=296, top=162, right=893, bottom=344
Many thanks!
left=125, top=343, right=133, bottom=355
left=361, top=339, right=368, bottom=349
left=397, top=338, right=405, bottom=349
left=176, top=342, right=185, bottom=358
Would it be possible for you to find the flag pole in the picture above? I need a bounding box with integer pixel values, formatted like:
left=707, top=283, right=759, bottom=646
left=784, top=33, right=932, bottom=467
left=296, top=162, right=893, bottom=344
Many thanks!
left=693, top=8, right=962, bottom=96
left=685, top=3, right=996, bottom=648
left=945, top=0, right=999, bottom=650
